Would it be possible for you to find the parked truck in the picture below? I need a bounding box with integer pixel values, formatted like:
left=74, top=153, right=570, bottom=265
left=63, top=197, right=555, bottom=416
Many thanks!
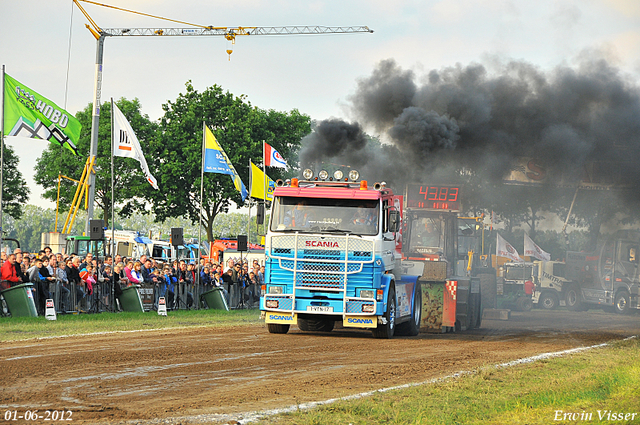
left=565, top=230, right=640, bottom=314
left=260, top=172, right=483, bottom=338
left=498, top=260, right=570, bottom=311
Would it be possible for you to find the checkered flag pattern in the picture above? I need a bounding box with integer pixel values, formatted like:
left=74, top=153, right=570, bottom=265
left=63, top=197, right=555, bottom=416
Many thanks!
left=446, top=281, right=457, bottom=301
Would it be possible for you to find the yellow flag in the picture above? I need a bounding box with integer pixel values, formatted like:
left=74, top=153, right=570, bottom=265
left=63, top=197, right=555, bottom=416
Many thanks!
left=250, top=161, right=275, bottom=201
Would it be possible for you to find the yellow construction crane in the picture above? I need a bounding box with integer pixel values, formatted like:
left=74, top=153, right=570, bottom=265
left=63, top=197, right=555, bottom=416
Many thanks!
left=71, top=0, right=373, bottom=234
left=74, top=0, right=373, bottom=59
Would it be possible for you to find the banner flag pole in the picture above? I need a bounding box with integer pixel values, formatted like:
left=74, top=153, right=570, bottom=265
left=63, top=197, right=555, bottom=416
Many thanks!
left=0, top=65, right=5, bottom=253
left=110, top=97, right=116, bottom=311
left=263, top=141, right=267, bottom=235
left=247, top=159, right=251, bottom=250
left=198, top=122, right=205, bottom=292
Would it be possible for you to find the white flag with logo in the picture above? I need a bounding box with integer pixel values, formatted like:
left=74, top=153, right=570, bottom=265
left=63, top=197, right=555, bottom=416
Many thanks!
left=524, top=233, right=551, bottom=261
left=112, top=102, right=158, bottom=189
left=496, top=233, right=523, bottom=262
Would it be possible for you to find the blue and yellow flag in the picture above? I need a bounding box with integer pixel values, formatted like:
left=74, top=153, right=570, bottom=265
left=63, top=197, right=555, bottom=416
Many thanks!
left=203, top=126, right=248, bottom=201
left=249, top=160, right=276, bottom=201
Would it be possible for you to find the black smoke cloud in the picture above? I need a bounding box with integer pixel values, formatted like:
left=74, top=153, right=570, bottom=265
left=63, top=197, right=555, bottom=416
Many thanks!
left=299, top=57, right=640, bottom=197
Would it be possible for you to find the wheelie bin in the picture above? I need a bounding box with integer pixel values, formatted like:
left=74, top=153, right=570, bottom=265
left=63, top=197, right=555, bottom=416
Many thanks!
left=1, top=283, right=38, bottom=317
left=201, top=287, right=229, bottom=311
left=119, top=285, right=145, bottom=312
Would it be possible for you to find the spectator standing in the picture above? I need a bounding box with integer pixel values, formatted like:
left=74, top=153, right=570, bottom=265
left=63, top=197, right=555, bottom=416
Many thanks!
left=56, top=260, right=71, bottom=312
left=1, top=254, right=22, bottom=290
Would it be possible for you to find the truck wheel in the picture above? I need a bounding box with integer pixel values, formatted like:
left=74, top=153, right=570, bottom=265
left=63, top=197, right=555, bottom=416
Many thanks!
left=372, top=286, right=396, bottom=339
left=472, top=287, right=483, bottom=329
left=614, top=291, right=631, bottom=315
left=478, top=272, right=497, bottom=309
left=298, top=317, right=335, bottom=332
left=516, top=296, right=532, bottom=312
left=565, top=285, right=582, bottom=311
left=396, top=285, right=422, bottom=336
left=267, top=323, right=290, bottom=334
left=539, top=292, right=559, bottom=310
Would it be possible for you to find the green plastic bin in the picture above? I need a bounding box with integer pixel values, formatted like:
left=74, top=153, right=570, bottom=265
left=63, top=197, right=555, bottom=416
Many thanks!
left=119, top=285, right=145, bottom=312
left=1, top=283, right=38, bottom=317
left=201, top=288, right=229, bottom=311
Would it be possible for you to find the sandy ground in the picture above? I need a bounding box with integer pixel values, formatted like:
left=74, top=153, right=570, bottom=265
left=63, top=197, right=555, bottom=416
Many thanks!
left=1, top=309, right=638, bottom=424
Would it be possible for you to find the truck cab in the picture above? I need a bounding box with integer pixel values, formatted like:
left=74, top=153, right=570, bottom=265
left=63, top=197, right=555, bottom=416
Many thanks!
left=566, top=230, right=640, bottom=314
left=261, top=170, right=414, bottom=338
left=532, top=260, right=570, bottom=310
left=65, top=235, right=106, bottom=259
left=498, top=262, right=534, bottom=311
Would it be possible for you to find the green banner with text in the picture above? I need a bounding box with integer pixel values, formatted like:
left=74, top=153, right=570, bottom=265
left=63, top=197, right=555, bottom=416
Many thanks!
left=3, top=73, right=80, bottom=155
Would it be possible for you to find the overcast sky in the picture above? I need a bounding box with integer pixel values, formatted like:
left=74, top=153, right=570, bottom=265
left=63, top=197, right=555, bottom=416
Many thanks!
left=2, top=0, right=639, bottom=209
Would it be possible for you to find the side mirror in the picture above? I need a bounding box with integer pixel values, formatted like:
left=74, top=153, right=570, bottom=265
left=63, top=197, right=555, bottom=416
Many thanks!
left=389, top=210, right=400, bottom=233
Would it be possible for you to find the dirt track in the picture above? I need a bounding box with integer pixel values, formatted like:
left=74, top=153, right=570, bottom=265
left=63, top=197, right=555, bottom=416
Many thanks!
left=1, top=309, right=638, bottom=424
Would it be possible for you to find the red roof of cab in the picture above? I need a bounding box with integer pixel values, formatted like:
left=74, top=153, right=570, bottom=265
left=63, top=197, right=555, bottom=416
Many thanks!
left=273, top=186, right=384, bottom=200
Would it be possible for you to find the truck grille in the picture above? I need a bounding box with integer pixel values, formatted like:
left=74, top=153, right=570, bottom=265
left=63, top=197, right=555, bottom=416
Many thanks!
left=269, top=235, right=375, bottom=291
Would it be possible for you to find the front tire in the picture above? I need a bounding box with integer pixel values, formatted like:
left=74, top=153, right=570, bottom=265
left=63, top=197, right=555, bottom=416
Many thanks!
left=539, top=292, right=559, bottom=310
left=372, top=286, right=396, bottom=339
left=267, top=323, right=290, bottom=334
left=614, top=290, right=631, bottom=315
left=396, top=285, right=421, bottom=336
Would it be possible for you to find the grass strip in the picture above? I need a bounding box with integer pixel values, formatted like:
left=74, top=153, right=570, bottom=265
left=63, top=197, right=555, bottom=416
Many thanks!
left=0, top=309, right=262, bottom=342
left=262, top=337, right=640, bottom=425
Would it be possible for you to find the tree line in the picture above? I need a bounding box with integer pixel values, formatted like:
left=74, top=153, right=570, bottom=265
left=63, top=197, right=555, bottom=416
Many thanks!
left=2, top=80, right=637, bottom=252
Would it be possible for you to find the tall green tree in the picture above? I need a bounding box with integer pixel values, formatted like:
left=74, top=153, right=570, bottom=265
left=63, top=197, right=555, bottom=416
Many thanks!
left=0, top=141, right=29, bottom=220
left=144, top=82, right=311, bottom=242
left=34, top=98, right=159, bottom=227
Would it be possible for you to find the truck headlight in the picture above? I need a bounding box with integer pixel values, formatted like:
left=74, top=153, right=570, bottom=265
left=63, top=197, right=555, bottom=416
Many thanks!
left=302, top=169, right=314, bottom=180
left=268, top=286, right=283, bottom=294
left=360, top=289, right=374, bottom=299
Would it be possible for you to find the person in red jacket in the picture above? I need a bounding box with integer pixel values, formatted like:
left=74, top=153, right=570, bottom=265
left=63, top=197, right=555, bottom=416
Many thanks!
left=1, top=254, right=22, bottom=290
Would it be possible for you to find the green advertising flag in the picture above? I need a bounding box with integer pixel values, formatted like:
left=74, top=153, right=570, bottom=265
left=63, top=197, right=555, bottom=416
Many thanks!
left=3, top=73, right=80, bottom=155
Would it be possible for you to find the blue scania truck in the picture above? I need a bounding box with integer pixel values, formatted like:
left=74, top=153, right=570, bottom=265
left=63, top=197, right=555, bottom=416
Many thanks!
left=260, top=169, right=484, bottom=338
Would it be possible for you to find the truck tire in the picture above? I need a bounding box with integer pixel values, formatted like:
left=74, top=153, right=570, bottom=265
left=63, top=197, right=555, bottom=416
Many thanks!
left=297, top=317, right=335, bottom=332
left=372, top=286, right=396, bottom=339
left=478, top=271, right=497, bottom=309
left=515, top=296, right=532, bottom=312
left=396, top=285, right=422, bottom=336
left=539, top=292, right=559, bottom=310
left=468, top=287, right=482, bottom=329
left=267, top=323, right=290, bottom=334
left=614, top=291, right=631, bottom=315
left=565, top=284, right=583, bottom=311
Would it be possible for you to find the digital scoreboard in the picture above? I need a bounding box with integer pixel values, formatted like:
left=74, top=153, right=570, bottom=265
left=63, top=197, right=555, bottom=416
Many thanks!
left=405, top=184, right=462, bottom=212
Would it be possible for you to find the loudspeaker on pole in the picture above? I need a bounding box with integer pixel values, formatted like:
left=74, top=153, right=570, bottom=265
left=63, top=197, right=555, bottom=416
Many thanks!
left=171, top=227, right=184, bottom=246
left=237, top=235, right=248, bottom=251
left=90, top=219, right=105, bottom=240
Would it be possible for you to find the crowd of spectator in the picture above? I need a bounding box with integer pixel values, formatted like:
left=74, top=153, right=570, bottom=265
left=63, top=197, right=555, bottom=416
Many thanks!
left=0, top=246, right=265, bottom=315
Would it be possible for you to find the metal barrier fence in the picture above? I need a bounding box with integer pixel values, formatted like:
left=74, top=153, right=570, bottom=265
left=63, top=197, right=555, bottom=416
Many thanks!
left=2, top=274, right=260, bottom=316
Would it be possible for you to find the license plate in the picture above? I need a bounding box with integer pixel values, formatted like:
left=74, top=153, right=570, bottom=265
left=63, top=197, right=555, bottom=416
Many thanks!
left=307, top=306, right=333, bottom=312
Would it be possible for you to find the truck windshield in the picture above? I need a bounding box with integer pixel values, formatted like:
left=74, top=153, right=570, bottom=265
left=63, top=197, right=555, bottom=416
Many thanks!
left=270, top=197, right=379, bottom=236
left=408, top=217, right=444, bottom=252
